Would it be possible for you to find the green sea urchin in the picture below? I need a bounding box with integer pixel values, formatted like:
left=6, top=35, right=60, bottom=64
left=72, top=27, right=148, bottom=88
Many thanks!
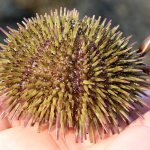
left=0, top=8, right=149, bottom=142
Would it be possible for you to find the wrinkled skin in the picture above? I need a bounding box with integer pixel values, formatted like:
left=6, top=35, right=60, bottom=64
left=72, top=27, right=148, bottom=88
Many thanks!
left=0, top=91, right=150, bottom=150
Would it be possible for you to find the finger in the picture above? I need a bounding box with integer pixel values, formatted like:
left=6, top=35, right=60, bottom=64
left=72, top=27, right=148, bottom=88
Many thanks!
left=138, top=35, right=150, bottom=56
left=0, top=118, right=11, bottom=131
left=0, top=93, right=12, bottom=131
left=0, top=127, right=60, bottom=150
left=106, top=126, right=150, bottom=150
left=0, top=107, right=11, bottom=131
left=0, top=93, right=20, bottom=129
left=105, top=109, right=150, bottom=150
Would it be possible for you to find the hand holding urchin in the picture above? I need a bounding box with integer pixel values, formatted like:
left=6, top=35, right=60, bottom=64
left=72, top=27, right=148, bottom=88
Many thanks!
left=0, top=8, right=149, bottom=142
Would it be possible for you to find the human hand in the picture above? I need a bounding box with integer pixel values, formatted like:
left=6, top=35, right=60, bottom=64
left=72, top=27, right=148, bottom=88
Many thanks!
left=0, top=91, right=150, bottom=150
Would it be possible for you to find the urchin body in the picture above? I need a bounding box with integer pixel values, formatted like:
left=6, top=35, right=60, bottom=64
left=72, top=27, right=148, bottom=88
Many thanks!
left=0, top=8, right=148, bottom=142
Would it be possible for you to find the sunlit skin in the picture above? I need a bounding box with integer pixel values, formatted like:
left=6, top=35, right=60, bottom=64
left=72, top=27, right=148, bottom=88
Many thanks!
left=0, top=91, right=150, bottom=150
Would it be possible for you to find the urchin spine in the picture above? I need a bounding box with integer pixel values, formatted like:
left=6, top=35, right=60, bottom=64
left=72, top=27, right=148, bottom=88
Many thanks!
left=0, top=8, right=149, bottom=142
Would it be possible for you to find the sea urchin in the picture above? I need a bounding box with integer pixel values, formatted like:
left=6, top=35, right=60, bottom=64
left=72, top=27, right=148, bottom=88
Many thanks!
left=0, top=8, right=149, bottom=142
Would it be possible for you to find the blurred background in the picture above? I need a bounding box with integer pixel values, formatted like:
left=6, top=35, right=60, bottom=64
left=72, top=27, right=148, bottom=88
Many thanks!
left=0, top=0, right=149, bottom=62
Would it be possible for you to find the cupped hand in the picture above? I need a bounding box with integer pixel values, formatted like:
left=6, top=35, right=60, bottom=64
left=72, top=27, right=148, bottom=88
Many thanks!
left=0, top=92, right=150, bottom=150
